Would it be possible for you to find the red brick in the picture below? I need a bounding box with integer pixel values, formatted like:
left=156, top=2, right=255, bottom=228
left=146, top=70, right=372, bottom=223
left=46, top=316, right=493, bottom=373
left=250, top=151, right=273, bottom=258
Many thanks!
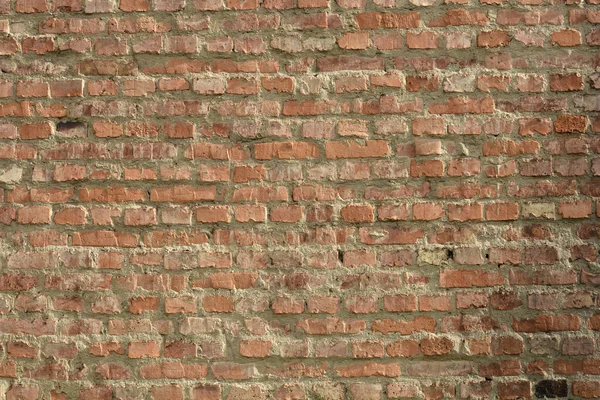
left=307, top=296, right=339, bottom=314
left=350, top=342, right=383, bottom=360
left=338, top=32, right=370, bottom=50
left=355, top=12, right=420, bottom=29
left=17, top=206, right=51, bottom=224
left=558, top=200, right=592, bottom=219
left=550, top=73, right=584, bottom=92
left=226, top=78, right=259, bottom=94
left=498, top=381, right=531, bottom=400
left=335, top=362, right=400, bottom=377
left=130, top=297, right=160, bottom=314
left=234, top=205, right=266, bottom=222
left=255, top=142, right=319, bottom=160
left=413, top=202, right=444, bottom=220
left=196, top=206, right=229, bottom=223
left=240, top=340, right=271, bottom=357
left=335, top=76, right=368, bottom=93
left=20, top=122, right=52, bottom=140
left=340, top=204, right=374, bottom=222
left=554, top=115, right=587, bottom=133
left=17, top=81, right=49, bottom=98
left=261, top=77, right=294, bottom=93
left=384, top=294, right=417, bottom=312
left=120, top=0, right=150, bottom=12
left=386, top=340, right=419, bottom=358
left=406, top=32, right=439, bottom=49
left=410, top=160, right=444, bottom=177
left=150, top=385, right=183, bottom=400
left=412, top=117, right=445, bottom=135
left=270, top=205, right=302, bottom=222
left=202, top=295, right=234, bottom=313
left=427, top=9, right=489, bottom=27
left=478, top=30, right=510, bottom=47
left=573, top=381, right=600, bottom=398
left=551, top=29, right=581, bottom=46
left=16, top=0, right=47, bottom=12
left=343, top=250, right=376, bottom=267
left=486, top=202, right=518, bottom=221
left=50, top=80, right=83, bottom=97
left=0, top=38, right=17, bottom=55
left=326, top=140, right=390, bottom=159
left=440, top=270, right=505, bottom=288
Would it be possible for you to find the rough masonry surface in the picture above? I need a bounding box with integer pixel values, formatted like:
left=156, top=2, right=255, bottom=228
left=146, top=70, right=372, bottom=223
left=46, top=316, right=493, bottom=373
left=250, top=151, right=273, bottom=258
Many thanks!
left=0, top=0, right=598, bottom=399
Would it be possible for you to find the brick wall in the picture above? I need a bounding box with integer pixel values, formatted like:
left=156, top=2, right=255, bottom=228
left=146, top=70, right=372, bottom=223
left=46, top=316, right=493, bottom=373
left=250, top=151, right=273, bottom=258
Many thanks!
left=0, top=0, right=599, bottom=399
